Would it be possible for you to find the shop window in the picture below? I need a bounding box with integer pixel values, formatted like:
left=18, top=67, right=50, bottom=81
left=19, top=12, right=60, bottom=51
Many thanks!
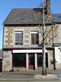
left=37, top=53, right=48, bottom=67
left=12, top=53, right=26, bottom=67
left=37, top=53, right=43, bottom=67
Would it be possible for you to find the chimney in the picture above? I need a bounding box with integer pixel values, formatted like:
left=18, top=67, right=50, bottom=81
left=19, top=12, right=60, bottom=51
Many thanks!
left=46, top=0, right=51, bottom=14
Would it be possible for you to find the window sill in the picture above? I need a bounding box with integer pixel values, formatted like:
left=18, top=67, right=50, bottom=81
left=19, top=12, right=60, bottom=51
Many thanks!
left=15, top=43, right=23, bottom=45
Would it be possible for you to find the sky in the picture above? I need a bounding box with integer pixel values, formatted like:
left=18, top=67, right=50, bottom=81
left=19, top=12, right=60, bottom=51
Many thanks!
left=0, top=0, right=61, bottom=49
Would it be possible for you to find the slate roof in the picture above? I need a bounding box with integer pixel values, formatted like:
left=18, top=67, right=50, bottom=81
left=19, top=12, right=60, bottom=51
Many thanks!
left=3, top=8, right=61, bottom=25
left=53, top=43, right=61, bottom=47
left=52, top=14, right=61, bottom=23
left=3, top=8, right=52, bottom=25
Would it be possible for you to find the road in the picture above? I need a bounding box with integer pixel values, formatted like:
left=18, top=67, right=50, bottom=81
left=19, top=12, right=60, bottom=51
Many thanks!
left=0, top=69, right=61, bottom=82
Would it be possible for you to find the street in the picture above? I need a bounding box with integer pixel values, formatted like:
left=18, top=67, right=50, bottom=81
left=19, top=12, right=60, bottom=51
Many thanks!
left=0, top=70, right=61, bottom=82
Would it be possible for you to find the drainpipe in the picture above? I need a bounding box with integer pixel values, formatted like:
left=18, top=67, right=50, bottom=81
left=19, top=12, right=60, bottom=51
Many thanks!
left=52, top=21, right=56, bottom=70
left=53, top=47, right=56, bottom=70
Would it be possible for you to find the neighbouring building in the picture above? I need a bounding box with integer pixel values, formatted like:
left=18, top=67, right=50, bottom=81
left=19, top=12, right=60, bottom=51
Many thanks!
left=2, top=0, right=61, bottom=71
left=0, top=49, right=2, bottom=72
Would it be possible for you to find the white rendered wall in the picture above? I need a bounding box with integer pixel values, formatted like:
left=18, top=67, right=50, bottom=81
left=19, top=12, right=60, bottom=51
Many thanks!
left=55, top=47, right=61, bottom=69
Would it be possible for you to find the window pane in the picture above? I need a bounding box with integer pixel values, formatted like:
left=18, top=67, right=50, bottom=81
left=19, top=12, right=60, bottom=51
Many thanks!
left=16, top=40, right=18, bottom=43
left=20, top=38, right=22, bottom=40
left=20, top=33, right=23, bottom=37
left=20, top=32, right=23, bottom=44
left=31, top=34, right=34, bottom=44
left=16, top=33, right=18, bottom=44
left=36, top=33, right=39, bottom=44
left=16, top=33, right=18, bottom=37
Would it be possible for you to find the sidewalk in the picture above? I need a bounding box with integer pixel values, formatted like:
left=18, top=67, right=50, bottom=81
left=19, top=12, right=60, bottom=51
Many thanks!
left=0, top=69, right=61, bottom=81
left=2, top=69, right=61, bottom=74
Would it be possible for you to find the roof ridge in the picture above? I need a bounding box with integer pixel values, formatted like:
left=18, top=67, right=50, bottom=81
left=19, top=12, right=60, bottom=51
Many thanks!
left=12, top=8, right=40, bottom=10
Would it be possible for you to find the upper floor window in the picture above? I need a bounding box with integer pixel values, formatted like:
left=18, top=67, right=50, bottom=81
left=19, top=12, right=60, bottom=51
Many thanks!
left=15, top=32, right=23, bottom=45
left=31, top=32, right=39, bottom=44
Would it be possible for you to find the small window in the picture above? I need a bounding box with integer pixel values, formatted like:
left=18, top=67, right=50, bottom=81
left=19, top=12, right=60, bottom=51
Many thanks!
left=15, top=32, right=23, bottom=45
left=31, top=32, right=39, bottom=44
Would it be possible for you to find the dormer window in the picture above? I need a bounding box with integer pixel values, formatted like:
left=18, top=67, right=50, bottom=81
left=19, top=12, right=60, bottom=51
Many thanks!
left=31, top=32, right=39, bottom=44
left=15, top=32, right=23, bottom=45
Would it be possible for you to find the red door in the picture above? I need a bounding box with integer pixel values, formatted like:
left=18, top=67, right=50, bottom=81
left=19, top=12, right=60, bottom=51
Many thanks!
left=29, top=54, right=35, bottom=70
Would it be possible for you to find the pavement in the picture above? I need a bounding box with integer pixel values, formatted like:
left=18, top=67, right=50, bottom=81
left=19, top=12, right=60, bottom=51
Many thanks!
left=0, top=69, right=61, bottom=82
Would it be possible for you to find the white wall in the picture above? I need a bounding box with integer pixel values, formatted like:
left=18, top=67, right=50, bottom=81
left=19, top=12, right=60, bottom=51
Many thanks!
left=55, top=47, right=61, bottom=69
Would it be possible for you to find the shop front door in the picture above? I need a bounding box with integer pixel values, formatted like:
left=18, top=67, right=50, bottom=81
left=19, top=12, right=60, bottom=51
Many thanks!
left=29, top=53, right=35, bottom=70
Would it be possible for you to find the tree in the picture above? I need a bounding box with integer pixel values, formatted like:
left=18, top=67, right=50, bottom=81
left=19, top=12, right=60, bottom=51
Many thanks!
left=32, top=0, right=57, bottom=75
left=40, top=1, right=58, bottom=75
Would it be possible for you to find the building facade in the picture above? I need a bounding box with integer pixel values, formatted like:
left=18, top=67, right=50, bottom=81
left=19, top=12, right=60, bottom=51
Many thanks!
left=2, top=0, right=61, bottom=71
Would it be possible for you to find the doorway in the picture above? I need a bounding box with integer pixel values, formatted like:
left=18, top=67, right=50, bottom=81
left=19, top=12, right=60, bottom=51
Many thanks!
left=29, top=53, right=35, bottom=70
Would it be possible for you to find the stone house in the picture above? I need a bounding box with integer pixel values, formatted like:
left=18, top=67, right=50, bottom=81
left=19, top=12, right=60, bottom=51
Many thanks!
left=2, top=0, right=61, bottom=71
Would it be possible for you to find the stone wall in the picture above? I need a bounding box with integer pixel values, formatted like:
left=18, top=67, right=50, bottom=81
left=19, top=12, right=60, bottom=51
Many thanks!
left=2, top=50, right=12, bottom=71
left=3, top=26, right=42, bottom=47
left=3, top=25, right=57, bottom=48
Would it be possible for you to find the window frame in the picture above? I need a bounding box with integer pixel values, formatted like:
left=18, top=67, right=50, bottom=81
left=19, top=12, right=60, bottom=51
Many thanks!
left=15, top=32, right=23, bottom=45
left=31, top=31, right=39, bottom=45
